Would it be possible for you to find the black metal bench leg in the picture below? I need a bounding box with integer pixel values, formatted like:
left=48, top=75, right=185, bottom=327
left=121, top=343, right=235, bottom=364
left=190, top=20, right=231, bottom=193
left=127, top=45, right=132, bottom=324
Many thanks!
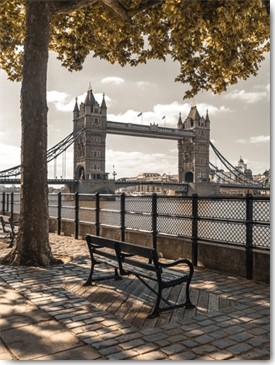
left=83, top=260, right=96, bottom=286
left=147, top=285, right=162, bottom=318
left=114, top=268, right=122, bottom=280
left=183, top=281, right=195, bottom=309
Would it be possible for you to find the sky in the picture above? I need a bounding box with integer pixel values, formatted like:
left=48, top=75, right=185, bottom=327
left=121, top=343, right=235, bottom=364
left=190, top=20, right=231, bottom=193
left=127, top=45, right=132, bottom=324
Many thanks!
left=0, top=40, right=270, bottom=181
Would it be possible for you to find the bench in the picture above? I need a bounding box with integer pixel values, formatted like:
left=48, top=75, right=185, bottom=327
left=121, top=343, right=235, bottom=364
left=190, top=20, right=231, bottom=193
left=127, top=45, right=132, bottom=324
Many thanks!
left=84, top=234, right=195, bottom=318
left=0, top=215, right=19, bottom=247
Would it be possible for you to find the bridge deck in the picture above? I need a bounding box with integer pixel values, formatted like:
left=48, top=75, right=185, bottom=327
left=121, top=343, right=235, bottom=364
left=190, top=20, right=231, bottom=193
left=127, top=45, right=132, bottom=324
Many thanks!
left=106, top=121, right=194, bottom=140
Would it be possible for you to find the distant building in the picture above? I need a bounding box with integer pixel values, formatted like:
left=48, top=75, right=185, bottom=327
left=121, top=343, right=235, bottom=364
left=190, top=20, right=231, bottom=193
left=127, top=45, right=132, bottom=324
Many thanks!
left=210, top=156, right=254, bottom=185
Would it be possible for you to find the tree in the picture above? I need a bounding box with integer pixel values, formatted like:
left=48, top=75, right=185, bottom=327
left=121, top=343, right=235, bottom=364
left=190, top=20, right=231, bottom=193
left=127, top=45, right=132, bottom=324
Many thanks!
left=0, top=0, right=269, bottom=266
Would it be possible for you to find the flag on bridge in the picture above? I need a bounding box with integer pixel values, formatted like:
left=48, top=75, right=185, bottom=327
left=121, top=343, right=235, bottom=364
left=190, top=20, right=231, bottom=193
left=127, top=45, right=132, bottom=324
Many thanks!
left=137, top=112, right=142, bottom=117
left=162, top=115, right=166, bottom=120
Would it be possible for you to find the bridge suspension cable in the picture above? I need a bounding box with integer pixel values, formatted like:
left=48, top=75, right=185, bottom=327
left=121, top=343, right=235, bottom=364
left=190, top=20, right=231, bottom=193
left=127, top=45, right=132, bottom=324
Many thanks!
left=0, top=127, right=86, bottom=179
left=209, top=141, right=262, bottom=186
left=209, top=161, right=240, bottom=184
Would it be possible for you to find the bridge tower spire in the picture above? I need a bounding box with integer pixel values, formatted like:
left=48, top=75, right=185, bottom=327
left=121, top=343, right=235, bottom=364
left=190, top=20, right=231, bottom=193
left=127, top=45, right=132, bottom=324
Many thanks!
left=178, top=105, right=210, bottom=184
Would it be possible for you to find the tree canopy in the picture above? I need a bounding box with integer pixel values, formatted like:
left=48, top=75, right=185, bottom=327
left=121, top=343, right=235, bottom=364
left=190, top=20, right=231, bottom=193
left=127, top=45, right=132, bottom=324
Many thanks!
left=0, top=0, right=270, bottom=99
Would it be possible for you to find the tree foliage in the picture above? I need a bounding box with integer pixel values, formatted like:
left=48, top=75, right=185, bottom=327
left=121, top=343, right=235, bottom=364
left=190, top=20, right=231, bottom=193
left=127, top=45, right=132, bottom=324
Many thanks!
left=0, top=0, right=270, bottom=99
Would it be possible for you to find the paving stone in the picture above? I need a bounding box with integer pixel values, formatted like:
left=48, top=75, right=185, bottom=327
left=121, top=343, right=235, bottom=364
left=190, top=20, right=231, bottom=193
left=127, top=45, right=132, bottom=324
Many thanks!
left=227, top=342, right=253, bottom=355
left=212, top=337, right=237, bottom=350
left=134, top=343, right=159, bottom=355
left=195, top=343, right=223, bottom=356
left=208, top=350, right=233, bottom=360
left=169, top=351, right=196, bottom=360
left=247, top=335, right=270, bottom=347
left=161, top=343, right=186, bottom=355
left=92, top=338, right=119, bottom=350
left=134, top=350, right=167, bottom=360
left=143, top=332, right=168, bottom=342
left=119, top=338, right=145, bottom=350
left=194, top=334, right=213, bottom=345
left=106, top=349, right=140, bottom=360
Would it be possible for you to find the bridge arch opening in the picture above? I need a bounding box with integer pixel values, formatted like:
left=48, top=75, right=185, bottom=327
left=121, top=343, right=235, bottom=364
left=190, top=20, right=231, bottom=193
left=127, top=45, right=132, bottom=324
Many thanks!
left=185, top=171, right=193, bottom=183
left=76, top=165, right=85, bottom=180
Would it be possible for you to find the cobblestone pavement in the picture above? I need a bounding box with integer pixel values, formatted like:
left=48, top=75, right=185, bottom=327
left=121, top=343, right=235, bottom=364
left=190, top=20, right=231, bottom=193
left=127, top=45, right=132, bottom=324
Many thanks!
left=0, top=233, right=270, bottom=360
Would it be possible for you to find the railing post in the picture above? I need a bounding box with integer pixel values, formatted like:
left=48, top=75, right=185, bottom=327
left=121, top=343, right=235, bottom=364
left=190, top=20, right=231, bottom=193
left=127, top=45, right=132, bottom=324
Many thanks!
left=95, top=192, right=100, bottom=236
left=152, top=193, right=158, bottom=250
left=245, top=193, right=254, bottom=279
left=10, top=192, right=14, bottom=220
left=6, top=193, right=10, bottom=214
left=57, top=192, right=62, bottom=235
left=2, top=192, right=5, bottom=215
left=191, top=194, right=198, bottom=266
left=120, top=193, right=125, bottom=241
left=74, top=192, right=79, bottom=239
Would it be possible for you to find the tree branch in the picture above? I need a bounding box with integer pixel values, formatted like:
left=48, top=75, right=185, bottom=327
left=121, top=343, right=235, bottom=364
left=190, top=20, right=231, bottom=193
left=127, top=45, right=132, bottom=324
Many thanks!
left=49, top=0, right=164, bottom=20
left=50, top=0, right=98, bottom=14
left=101, top=0, right=130, bottom=21
left=262, top=0, right=270, bottom=15
left=129, top=0, right=164, bottom=17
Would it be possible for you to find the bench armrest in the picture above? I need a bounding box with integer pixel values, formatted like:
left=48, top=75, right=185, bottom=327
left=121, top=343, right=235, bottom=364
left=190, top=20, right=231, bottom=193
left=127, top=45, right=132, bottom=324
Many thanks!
left=159, top=258, right=193, bottom=269
left=159, top=259, right=194, bottom=278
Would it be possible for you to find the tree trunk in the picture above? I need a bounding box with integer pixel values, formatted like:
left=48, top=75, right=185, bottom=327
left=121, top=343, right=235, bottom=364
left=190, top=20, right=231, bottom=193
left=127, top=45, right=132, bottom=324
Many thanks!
left=3, top=1, right=57, bottom=266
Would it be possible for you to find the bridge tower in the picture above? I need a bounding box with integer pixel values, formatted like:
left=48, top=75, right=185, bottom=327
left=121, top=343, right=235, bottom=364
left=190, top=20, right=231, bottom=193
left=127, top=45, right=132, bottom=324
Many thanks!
left=72, top=87, right=115, bottom=193
left=178, top=106, right=210, bottom=184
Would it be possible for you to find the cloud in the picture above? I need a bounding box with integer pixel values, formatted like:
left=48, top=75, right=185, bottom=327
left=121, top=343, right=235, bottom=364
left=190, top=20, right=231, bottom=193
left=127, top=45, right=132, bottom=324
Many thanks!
left=236, top=135, right=270, bottom=144
left=136, top=81, right=151, bottom=88
left=47, top=90, right=112, bottom=112
left=225, top=89, right=268, bottom=103
left=235, top=139, right=247, bottom=144
left=107, top=101, right=231, bottom=128
left=47, top=90, right=74, bottom=112
left=101, top=77, right=125, bottom=85
left=249, top=135, right=270, bottom=143
left=0, top=143, right=20, bottom=171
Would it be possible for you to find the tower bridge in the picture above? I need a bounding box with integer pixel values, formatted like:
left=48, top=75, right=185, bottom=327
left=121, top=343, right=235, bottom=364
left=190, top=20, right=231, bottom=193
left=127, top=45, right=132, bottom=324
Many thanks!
left=72, top=86, right=210, bottom=194
left=0, top=86, right=267, bottom=196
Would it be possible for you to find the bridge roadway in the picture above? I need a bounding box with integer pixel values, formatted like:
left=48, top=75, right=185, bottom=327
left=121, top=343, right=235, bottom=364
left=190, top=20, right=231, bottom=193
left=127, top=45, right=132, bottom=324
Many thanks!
left=106, top=121, right=195, bottom=139
left=0, top=178, right=187, bottom=189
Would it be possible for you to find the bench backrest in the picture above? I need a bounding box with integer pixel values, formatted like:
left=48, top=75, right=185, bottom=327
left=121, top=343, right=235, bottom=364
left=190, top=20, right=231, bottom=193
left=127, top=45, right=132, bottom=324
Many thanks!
left=85, top=234, right=160, bottom=274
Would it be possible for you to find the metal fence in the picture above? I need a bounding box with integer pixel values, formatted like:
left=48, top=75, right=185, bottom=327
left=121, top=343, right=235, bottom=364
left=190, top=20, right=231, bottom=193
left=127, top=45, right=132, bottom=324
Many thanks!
left=1, top=191, right=270, bottom=279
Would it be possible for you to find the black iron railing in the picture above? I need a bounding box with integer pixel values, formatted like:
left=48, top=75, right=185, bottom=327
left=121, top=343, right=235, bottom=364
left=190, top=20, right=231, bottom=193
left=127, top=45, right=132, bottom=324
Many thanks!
left=1, top=191, right=270, bottom=279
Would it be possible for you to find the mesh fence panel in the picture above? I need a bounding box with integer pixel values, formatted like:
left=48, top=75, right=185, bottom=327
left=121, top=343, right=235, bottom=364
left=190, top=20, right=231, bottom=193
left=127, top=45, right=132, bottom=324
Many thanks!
left=49, top=194, right=58, bottom=218
left=125, top=212, right=152, bottom=231
left=101, top=210, right=121, bottom=227
left=198, top=199, right=246, bottom=220
left=157, top=197, right=192, bottom=216
left=198, top=220, right=246, bottom=245
left=125, top=196, right=152, bottom=213
left=79, top=207, right=96, bottom=224
left=157, top=216, right=192, bottom=236
left=253, top=199, right=270, bottom=223
left=252, top=225, right=270, bottom=248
